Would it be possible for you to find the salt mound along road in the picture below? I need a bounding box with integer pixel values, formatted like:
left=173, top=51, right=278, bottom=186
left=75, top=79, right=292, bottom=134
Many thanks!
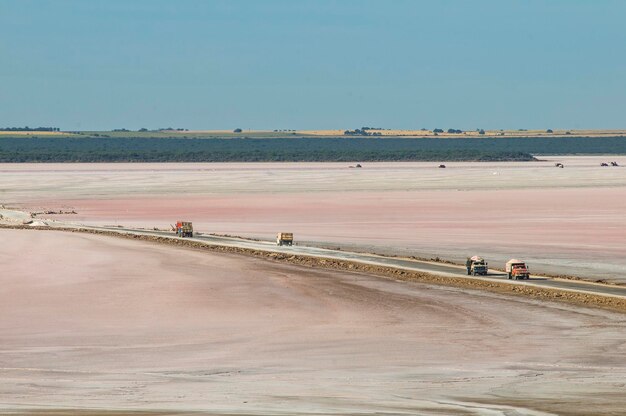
left=28, top=220, right=48, bottom=227
left=1, top=229, right=625, bottom=414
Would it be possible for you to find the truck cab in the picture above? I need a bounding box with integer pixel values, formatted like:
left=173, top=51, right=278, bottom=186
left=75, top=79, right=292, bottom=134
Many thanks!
left=466, top=256, right=488, bottom=276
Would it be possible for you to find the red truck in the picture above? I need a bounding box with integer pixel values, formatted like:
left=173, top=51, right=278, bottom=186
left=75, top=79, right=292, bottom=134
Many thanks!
left=174, top=221, right=193, bottom=238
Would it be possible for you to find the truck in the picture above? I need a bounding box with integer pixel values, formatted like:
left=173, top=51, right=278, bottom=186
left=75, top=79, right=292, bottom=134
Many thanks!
left=506, top=259, right=529, bottom=280
left=466, top=256, right=488, bottom=276
left=276, top=232, right=293, bottom=246
left=174, top=221, right=193, bottom=238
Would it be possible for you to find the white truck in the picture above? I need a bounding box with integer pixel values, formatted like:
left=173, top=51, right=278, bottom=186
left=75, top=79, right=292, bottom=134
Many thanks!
left=466, top=256, right=488, bottom=276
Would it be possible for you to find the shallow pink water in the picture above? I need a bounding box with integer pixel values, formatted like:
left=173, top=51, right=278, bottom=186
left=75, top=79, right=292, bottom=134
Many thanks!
left=32, top=187, right=626, bottom=282
left=3, top=230, right=624, bottom=413
left=5, top=158, right=625, bottom=282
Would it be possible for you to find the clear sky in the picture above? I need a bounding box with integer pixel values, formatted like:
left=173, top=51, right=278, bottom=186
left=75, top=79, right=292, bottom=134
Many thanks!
left=1, top=0, right=624, bottom=131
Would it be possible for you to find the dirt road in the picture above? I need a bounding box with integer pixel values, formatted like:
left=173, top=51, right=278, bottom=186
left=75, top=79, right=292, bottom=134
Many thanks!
left=1, top=229, right=625, bottom=415
left=62, top=224, right=626, bottom=300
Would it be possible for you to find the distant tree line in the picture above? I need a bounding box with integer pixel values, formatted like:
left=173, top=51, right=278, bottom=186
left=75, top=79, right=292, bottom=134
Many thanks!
left=344, top=128, right=383, bottom=136
left=1, top=126, right=60, bottom=132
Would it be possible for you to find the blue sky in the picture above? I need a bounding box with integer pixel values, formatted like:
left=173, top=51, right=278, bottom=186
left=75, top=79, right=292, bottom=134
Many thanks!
left=1, top=0, right=624, bottom=130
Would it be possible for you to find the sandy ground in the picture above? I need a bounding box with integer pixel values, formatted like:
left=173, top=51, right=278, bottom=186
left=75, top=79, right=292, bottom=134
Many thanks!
left=0, top=229, right=625, bottom=415
left=2, top=156, right=625, bottom=284
left=299, top=129, right=626, bottom=137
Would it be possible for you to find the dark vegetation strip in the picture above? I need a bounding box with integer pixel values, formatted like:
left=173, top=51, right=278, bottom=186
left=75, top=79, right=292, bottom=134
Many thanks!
left=1, top=136, right=625, bottom=163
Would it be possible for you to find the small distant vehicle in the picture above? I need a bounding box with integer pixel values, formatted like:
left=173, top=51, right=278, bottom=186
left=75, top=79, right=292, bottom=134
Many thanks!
left=611, top=161, right=619, bottom=166
left=174, top=221, right=193, bottom=238
left=601, top=163, right=609, bottom=167
left=555, top=163, right=564, bottom=168
left=466, top=256, right=488, bottom=276
left=506, top=259, right=529, bottom=280
left=438, top=164, right=446, bottom=168
left=276, top=232, right=294, bottom=246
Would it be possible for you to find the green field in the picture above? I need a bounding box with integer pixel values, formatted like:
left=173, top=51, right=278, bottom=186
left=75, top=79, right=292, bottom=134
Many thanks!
left=78, top=130, right=303, bottom=139
left=0, top=130, right=306, bottom=140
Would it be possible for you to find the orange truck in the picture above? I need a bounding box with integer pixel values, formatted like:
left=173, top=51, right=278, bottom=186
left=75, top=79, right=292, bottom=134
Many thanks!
left=276, top=232, right=294, bottom=246
left=506, top=259, right=529, bottom=280
left=175, top=221, right=193, bottom=238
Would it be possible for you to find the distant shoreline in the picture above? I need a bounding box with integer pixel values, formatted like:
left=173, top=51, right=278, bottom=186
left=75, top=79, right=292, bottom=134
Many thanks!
left=1, top=128, right=626, bottom=140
